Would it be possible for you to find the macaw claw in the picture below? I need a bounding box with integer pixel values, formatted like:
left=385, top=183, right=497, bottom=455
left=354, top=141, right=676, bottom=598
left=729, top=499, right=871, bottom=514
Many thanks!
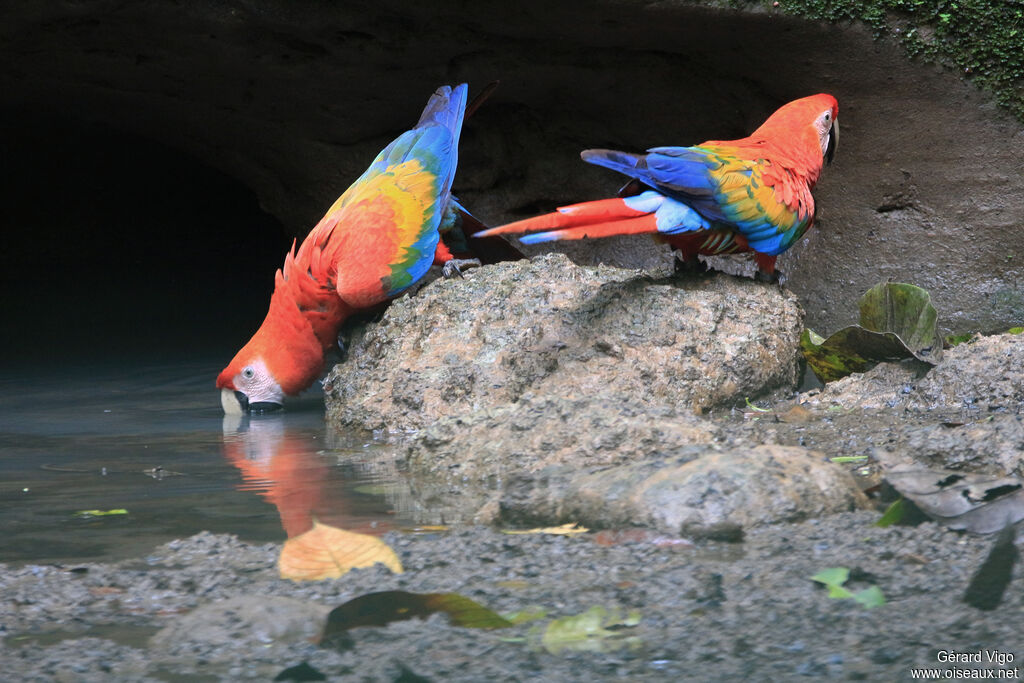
left=442, top=258, right=482, bottom=279
left=754, top=269, right=782, bottom=285
left=673, top=255, right=709, bottom=276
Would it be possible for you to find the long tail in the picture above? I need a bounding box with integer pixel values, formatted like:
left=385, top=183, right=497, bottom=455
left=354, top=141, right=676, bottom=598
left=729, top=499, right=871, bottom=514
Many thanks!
left=474, top=197, right=659, bottom=244
left=416, top=84, right=468, bottom=137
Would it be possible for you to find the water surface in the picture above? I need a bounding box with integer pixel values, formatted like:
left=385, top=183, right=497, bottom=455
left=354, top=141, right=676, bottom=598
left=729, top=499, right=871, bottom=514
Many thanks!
left=0, top=359, right=402, bottom=565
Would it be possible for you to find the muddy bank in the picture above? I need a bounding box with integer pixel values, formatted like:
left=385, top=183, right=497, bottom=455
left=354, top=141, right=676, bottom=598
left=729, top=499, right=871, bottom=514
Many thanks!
left=2, top=514, right=1021, bottom=682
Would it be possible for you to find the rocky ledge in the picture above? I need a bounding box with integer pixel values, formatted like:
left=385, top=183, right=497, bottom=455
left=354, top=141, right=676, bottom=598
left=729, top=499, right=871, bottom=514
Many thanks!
left=325, top=256, right=1023, bottom=536
left=325, top=255, right=873, bottom=534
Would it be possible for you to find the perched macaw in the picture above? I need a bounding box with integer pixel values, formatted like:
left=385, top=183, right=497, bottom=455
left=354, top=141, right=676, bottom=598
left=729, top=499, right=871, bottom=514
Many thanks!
left=217, top=83, right=516, bottom=414
left=476, top=94, right=838, bottom=279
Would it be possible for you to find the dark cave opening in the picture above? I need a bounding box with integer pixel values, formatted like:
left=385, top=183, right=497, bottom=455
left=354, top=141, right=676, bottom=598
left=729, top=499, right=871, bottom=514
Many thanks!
left=0, top=110, right=292, bottom=367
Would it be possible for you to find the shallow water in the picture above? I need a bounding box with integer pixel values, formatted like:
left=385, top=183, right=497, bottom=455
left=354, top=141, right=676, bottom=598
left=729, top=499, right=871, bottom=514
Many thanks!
left=0, top=359, right=404, bottom=566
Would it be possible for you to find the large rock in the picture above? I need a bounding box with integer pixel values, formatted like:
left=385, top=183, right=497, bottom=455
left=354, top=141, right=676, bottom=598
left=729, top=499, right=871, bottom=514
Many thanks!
left=408, top=393, right=719, bottom=481
left=500, top=445, right=870, bottom=534
left=324, top=254, right=804, bottom=432
left=401, top=400, right=868, bottom=533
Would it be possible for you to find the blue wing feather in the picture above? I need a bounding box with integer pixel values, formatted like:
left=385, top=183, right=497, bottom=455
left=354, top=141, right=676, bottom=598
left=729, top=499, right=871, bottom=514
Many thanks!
left=351, top=85, right=469, bottom=297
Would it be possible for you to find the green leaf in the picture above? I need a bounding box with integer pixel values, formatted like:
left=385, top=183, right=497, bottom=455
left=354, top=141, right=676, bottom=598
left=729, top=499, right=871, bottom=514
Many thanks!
left=811, top=566, right=850, bottom=588
left=75, top=509, right=128, bottom=518
left=1009, top=327, right=1024, bottom=335
left=501, top=607, right=548, bottom=625
left=811, top=567, right=884, bottom=609
left=830, top=455, right=869, bottom=463
left=826, top=584, right=855, bottom=599
left=875, top=498, right=906, bottom=528
left=744, top=397, right=772, bottom=413
left=852, top=585, right=886, bottom=608
left=540, top=606, right=642, bottom=655
left=858, top=282, right=938, bottom=353
left=800, top=282, right=941, bottom=384
left=945, top=333, right=975, bottom=347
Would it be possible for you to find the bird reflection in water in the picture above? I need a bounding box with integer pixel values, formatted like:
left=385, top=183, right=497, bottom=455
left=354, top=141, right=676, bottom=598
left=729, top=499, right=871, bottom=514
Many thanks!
left=220, top=414, right=392, bottom=539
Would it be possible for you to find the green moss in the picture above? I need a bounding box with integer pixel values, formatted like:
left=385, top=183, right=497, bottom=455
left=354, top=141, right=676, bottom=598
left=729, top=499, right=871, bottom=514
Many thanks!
left=733, top=0, right=1024, bottom=121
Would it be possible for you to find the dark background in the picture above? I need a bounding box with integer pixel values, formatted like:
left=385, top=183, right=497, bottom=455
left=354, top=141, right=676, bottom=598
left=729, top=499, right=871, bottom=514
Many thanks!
left=2, top=0, right=1022, bottom=372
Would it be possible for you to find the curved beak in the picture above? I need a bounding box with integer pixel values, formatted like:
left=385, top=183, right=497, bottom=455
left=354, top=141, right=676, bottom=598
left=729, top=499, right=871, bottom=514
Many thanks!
left=220, top=388, right=283, bottom=415
left=825, top=119, right=838, bottom=165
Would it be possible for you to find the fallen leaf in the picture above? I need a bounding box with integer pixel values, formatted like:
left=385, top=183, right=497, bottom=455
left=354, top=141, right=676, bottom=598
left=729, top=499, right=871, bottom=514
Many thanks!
left=321, top=590, right=512, bottom=644
left=278, top=520, right=402, bottom=581
left=75, top=509, right=128, bottom=518
left=945, top=332, right=975, bottom=347
left=503, top=523, right=588, bottom=536
left=858, top=281, right=939, bottom=354
left=811, top=567, right=885, bottom=608
left=801, top=282, right=940, bottom=383
left=539, top=606, right=642, bottom=654
left=851, top=585, right=886, bottom=609
left=502, top=606, right=548, bottom=625
left=875, top=498, right=906, bottom=527
left=810, top=567, right=852, bottom=598
left=883, top=465, right=1024, bottom=534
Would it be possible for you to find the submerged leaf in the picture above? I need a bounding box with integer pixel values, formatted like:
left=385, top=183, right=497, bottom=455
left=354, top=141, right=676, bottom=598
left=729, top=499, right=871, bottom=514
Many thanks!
left=502, top=607, right=548, bottom=625
left=279, top=520, right=402, bottom=581
left=75, top=509, right=128, bottom=518
left=321, top=590, right=512, bottom=643
left=540, top=606, right=642, bottom=655
left=801, top=282, right=940, bottom=383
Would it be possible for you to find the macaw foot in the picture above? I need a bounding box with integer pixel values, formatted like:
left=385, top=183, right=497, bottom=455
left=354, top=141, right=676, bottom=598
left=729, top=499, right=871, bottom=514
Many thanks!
left=442, top=258, right=482, bottom=279
left=754, top=269, right=782, bottom=285
left=673, top=255, right=709, bottom=276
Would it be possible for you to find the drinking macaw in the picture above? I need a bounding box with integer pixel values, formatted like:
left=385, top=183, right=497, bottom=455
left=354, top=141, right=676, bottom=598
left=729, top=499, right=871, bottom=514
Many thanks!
left=476, top=94, right=838, bottom=279
left=217, top=83, right=517, bottom=414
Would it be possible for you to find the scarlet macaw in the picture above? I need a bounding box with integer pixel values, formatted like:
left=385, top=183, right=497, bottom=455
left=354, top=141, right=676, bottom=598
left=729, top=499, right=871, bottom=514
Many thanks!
left=476, top=94, right=838, bottom=280
left=217, top=84, right=514, bottom=413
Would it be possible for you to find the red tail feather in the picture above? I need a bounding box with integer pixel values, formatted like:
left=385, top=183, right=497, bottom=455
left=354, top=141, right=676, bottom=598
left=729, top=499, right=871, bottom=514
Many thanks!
left=477, top=198, right=649, bottom=237
left=522, top=214, right=660, bottom=241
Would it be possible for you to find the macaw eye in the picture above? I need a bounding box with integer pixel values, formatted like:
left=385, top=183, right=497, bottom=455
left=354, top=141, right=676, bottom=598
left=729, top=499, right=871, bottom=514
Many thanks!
left=242, top=367, right=255, bottom=380
left=823, top=111, right=831, bottom=121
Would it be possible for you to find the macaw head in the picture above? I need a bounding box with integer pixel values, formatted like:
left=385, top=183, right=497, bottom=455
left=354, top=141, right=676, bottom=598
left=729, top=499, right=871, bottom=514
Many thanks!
left=217, top=279, right=325, bottom=415
left=754, top=93, right=839, bottom=171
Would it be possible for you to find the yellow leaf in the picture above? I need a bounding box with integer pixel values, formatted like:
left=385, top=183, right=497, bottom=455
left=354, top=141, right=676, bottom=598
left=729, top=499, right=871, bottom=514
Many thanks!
left=278, top=520, right=403, bottom=581
left=503, top=523, right=589, bottom=536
